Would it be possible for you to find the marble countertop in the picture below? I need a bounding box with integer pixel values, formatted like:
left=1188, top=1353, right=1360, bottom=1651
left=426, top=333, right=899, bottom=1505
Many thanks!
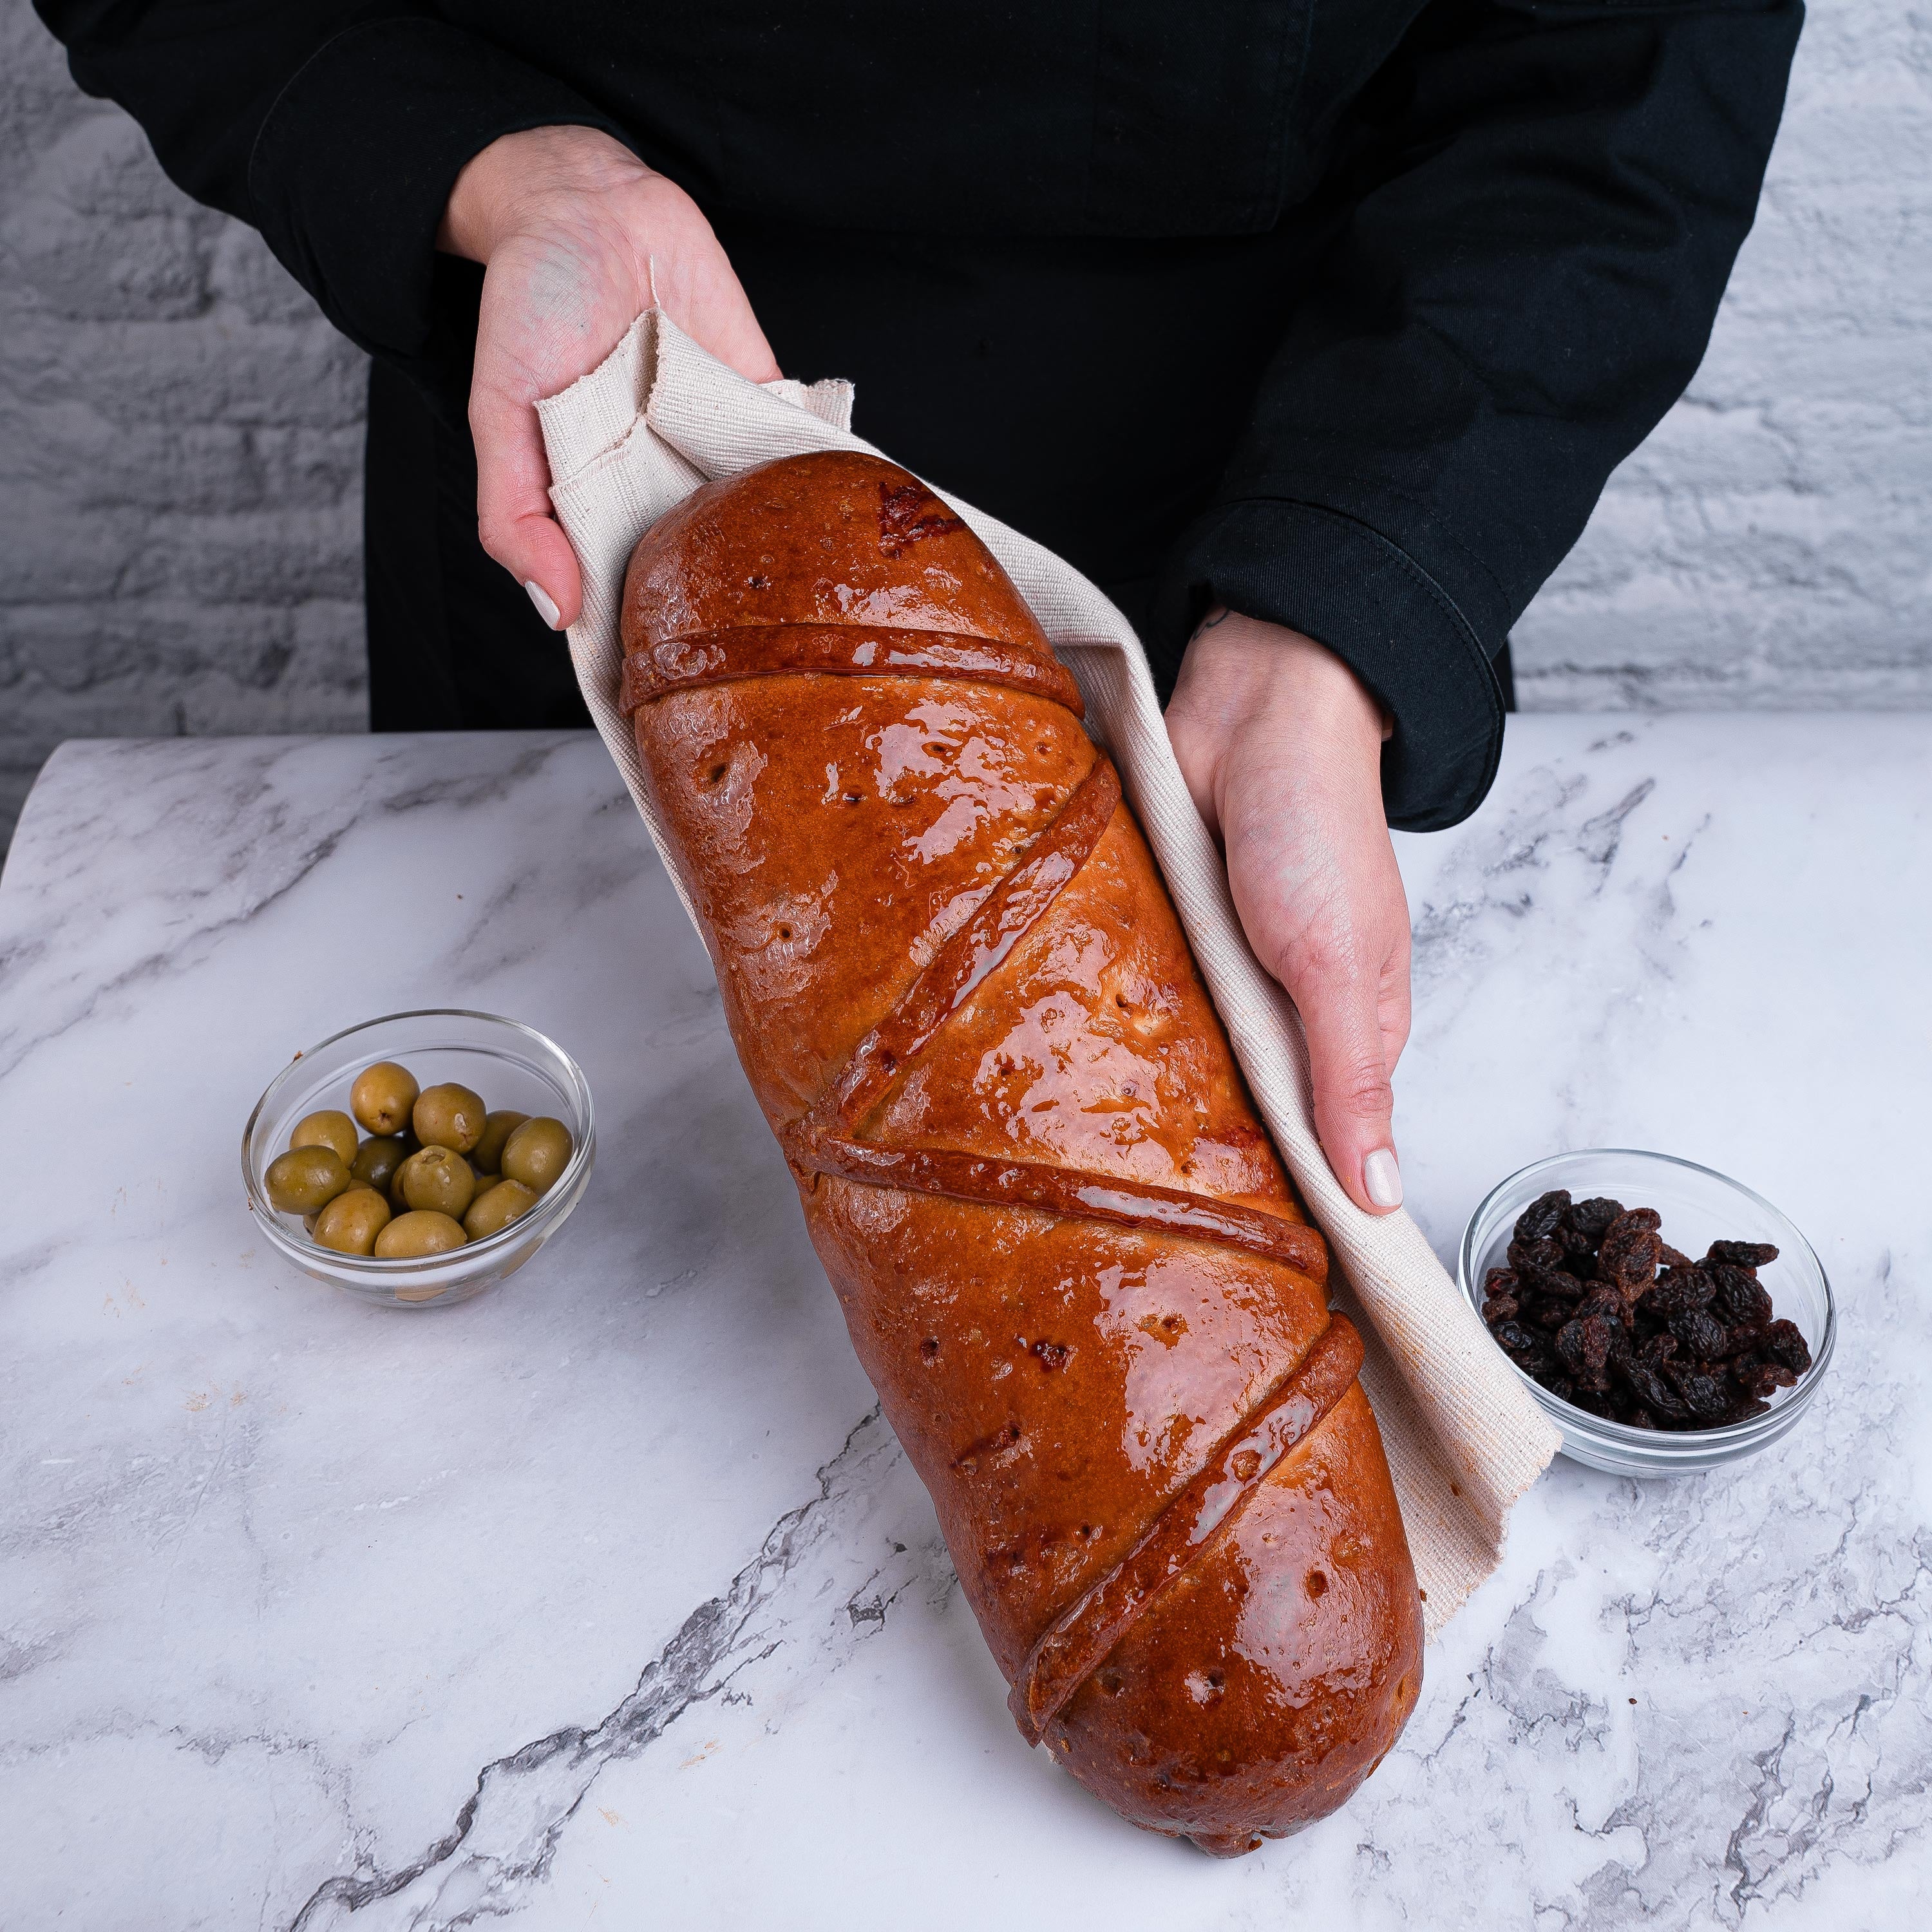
left=1, top=717, right=1926, bottom=1930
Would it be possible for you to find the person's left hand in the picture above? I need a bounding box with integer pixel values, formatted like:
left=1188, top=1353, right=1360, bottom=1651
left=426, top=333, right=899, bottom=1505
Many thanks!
left=1165, top=611, right=1412, bottom=1216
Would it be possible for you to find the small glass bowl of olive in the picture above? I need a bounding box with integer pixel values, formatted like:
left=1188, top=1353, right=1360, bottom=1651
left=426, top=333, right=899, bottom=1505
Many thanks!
left=243, top=1011, right=594, bottom=1309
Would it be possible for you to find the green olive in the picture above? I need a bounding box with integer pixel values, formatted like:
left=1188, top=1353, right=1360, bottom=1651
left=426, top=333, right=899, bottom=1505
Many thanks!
left=469, top=1110, right=529, bottom=1178
left=289, top=1109, right=358, bottom=1164
left=350, top=1135, right=408, bottom=1192
left=374, top=1209, right=468, bottom=1258
left=351, top=1061, right=420, bottom=1137
left=399, top=1144, right=476, bottom=1218
left=385, top=1131, right=425, bottom=1202
left=266, top=1145, right=353, bottom=1217
left=413, top=1082, right=486, bottom=1154
left=314, top=1186, right=393, bottom=1256
left=464, top=1177, right=540, bottom=1240
left=501, top=1116, right=574, bottom=1195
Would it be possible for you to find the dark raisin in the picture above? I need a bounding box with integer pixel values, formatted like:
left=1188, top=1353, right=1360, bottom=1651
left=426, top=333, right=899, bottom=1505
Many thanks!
left=1508, top=1236, right=1567, bottom=1275
left=1558, top=1222, right=1598, bottom=1260
left=1483, top=1266, right=1520, bottom=1299
left=1495, top=1323, right=1557, bottom=1376
left=1762, top=1319, right=1812, bottom=1376
left=1658, top=1244, right=1692, bottom=1271
left=1606, top=1207, right=1663, bottom=1238
left=1598, top=1212, right=1664, bottom=1292
left=1482, top=1293, right=1520, bottom=1327
left=1617, top=1356, right=1691, bottom=1421
left=1553, top=1318, right=1586, bottom=1374
left=1705, top=1240, right=1779, bottom=1269
left=1555, top=1315, right=1613, bottom=1390
left=1513, top=1190, right=1573, bottom=1242
left=1564, top=1197, right=1625, bottom=1240
left=1734, top=1359, right=1792, bottom=1401
left=1577, top=1286, right=1627, bottom=1329
left=1606, top=1245, right=1663, bottom=1298
left=1520, top=1337, right=1560, bottom=1376
left=1710, top=1264, right=1773, bottom=1329
left=1719, top=1395, right=1771, bottom=1426
left=1518, top=1259, right=1587, bottom=1301
left=1526, top=1297, right=1574, bottom=1331
left=1638, top=1331, right=1678, bottom=1368
left=1663, top=1363, right=1730, bottom=1423
left=1648, top=1265, right=1716, bottom=1317
left=1669, top=1309, right=1730, bottom=1361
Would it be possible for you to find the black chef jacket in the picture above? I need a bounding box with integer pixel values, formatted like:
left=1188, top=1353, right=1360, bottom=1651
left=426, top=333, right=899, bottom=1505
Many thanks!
left=35, top=1, right=1801, bottom=830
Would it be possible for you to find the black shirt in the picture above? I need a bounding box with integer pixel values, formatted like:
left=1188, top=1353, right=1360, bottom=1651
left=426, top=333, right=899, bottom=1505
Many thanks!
left=35, top=1, right=1801, bottom=829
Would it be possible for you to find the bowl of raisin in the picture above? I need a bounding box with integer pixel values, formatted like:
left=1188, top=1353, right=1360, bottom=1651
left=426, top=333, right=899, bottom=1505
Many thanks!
left=1459, top=1149, right=1834, bottom=1475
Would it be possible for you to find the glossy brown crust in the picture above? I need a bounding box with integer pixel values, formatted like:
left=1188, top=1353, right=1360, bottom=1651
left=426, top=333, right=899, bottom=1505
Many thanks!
left=621, top=451, right=1421, bottom=1853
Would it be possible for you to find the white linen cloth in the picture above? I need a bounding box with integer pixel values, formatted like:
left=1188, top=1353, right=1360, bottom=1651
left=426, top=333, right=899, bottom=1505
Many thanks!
left=537, top=310, right=1559, bottom=1637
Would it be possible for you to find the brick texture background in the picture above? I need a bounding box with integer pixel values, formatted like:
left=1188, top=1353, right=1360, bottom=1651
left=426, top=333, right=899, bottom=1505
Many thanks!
left=2, top=3, right=1927, bottom=850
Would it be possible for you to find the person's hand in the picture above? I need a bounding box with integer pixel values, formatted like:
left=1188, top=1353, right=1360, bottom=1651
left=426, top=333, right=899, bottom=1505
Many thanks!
left=1165, top=611, right=1410, bottom=1215
left=438, top=125, right=781, bottom=631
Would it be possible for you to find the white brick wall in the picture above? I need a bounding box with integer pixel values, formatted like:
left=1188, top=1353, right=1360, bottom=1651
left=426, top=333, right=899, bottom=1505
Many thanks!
left=1513, top=3, right=1932, bottom=709
left=0, top=3, right=366, bottom=848
left=2, top=1, right=1926, bottom=849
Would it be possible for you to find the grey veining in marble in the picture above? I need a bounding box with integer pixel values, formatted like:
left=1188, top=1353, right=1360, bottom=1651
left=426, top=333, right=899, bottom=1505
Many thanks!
left=1, top=720, right=1926, bottom=1929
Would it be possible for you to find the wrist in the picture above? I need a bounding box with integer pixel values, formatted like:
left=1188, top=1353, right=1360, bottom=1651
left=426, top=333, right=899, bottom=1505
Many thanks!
left=1168, top=611, right=1390, bottom=838
left=439, top=124, right=652, bottom=261
left=1179, top=607, right=1387, bottom=743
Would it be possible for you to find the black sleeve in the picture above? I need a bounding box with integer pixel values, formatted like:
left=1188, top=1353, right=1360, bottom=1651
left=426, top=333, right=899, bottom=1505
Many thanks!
left=1153, top=0, right=1803, bottom=832
left=33, top=3, right=631, bottom=363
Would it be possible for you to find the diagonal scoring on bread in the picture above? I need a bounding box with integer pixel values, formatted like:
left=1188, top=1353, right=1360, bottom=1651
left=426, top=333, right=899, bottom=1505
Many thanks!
left=1010, top=1312, right=1365, bottom=1743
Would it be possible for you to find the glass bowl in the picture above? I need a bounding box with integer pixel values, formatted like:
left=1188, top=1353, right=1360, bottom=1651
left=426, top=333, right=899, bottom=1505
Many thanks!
left=1459, top=1149, right=1833, bottom=1477
left=242, top=1010, right=595, bottom=1309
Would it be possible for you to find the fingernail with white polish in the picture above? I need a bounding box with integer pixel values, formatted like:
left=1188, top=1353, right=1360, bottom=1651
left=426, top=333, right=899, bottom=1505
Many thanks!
left=524, top=580, right=562, bottom=630
left=1363, top=1148, right=1403, bottom=1209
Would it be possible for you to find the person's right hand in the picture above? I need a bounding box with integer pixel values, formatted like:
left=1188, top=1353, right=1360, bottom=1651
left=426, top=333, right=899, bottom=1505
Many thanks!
left=438, top=125, right=781, bottom=632
left=1166, top=612, right=1411, bottom=1218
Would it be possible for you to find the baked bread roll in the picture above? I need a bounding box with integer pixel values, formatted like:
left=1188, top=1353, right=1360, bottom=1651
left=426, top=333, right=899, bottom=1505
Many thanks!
left=621, top=450, right=1421, bottom=1853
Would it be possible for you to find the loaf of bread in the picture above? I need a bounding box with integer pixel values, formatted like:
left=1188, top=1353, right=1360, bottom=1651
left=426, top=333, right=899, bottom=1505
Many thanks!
left=621, top=450, right=1421, bottom=1853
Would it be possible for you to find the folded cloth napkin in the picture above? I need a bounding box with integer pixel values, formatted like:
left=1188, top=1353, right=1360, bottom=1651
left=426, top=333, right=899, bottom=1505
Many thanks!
left=538, top=310, right=1558, bottom=1637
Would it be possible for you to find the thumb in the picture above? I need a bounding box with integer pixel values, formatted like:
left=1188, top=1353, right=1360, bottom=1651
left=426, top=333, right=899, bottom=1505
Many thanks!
left=469, top=371, right=584, bottom=632
left=1286, top=945, right=1403, bottom=1217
